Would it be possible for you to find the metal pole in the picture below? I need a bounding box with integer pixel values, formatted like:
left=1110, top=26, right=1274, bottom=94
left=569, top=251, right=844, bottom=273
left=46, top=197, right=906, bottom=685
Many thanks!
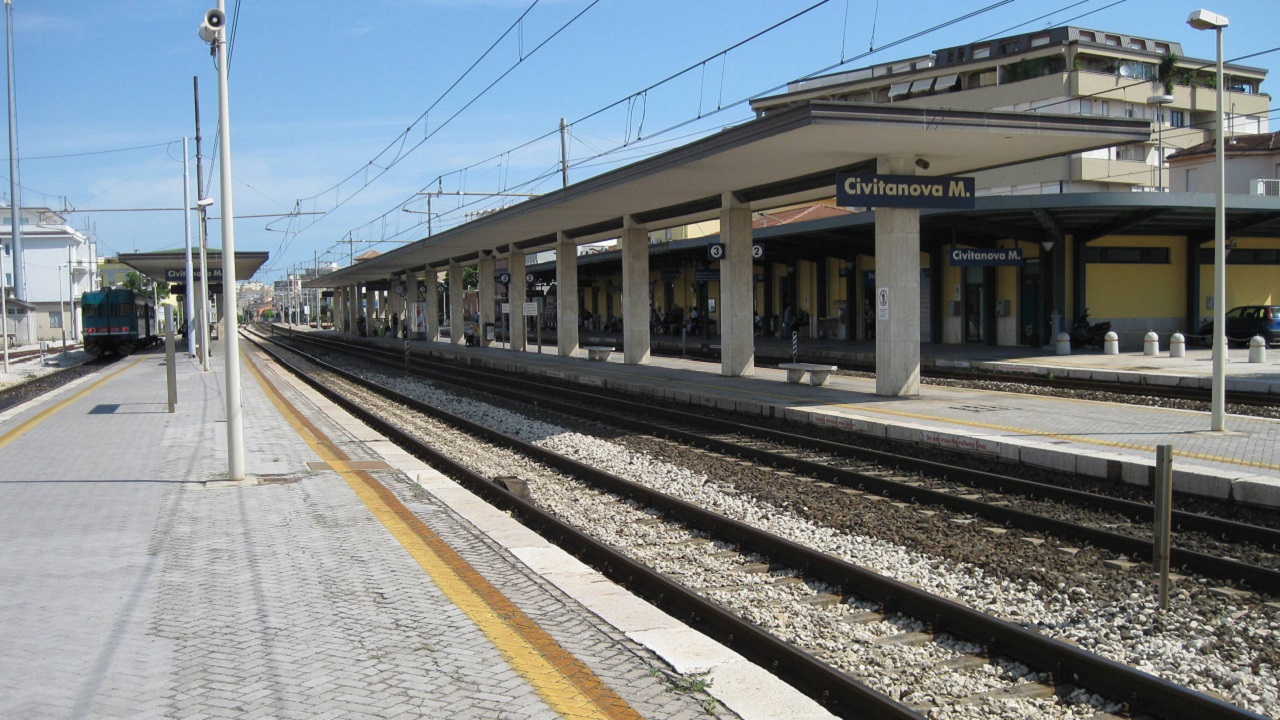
left=1154, top=445, right=1174, bottom=611
left=182, top=137, right=195, bottom=356
left=5, top=0, right=24, bottom=318
left=165, top=305, right=177, bottom=413
left=66, top=242, right=75, bottom=342
left=1210, top=25, right=1227, bottom=432
left=560, top=117, right=570, bottom=188
left=193, top=76, right=211, bottom=373
left=58, top=266, right=65, bottom=354
left=211, top=1, right=244, bottom=480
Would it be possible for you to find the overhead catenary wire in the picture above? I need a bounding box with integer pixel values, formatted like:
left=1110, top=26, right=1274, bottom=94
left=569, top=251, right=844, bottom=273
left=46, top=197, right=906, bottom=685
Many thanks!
left=293, top=0, right=1268, bottom=277
left=298, top=0, right=1092, bottom=273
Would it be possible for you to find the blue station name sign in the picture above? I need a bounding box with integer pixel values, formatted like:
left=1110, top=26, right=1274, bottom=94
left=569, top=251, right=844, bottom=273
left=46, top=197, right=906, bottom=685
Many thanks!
left=837, top=173, right=976, bottom=209
left=948, top=247, right=1023, bottom=266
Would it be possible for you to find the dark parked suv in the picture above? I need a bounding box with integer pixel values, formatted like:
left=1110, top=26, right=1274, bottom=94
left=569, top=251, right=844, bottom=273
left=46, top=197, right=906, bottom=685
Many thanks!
left=1198, top=305, right=1280, bottom=347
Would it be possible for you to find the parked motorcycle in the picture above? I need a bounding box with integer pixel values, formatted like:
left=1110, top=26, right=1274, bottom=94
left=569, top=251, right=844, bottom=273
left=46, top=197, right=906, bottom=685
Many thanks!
left=1069, top=310, right=1112, bottom=350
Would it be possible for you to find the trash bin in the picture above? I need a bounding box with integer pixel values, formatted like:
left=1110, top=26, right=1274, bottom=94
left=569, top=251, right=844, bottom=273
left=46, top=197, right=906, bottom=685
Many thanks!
left=484, top=322, right=495, bottom=342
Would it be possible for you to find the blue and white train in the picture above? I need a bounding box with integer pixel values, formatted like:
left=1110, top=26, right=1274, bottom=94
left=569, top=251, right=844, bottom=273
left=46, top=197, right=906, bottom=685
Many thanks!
left=81, top=288, right=159, bottom=357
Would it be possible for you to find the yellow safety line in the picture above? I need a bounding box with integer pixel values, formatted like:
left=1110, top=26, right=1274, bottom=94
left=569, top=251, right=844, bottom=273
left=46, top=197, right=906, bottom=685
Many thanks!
left=242, top=350, right=641, bottom=720
left=0, top=357, right=144, bottom=451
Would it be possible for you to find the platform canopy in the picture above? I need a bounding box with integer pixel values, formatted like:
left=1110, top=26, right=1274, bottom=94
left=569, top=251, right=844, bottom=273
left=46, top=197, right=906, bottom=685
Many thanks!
left=309, top=101, right=1151, bottom=288
left=119, top=249, right=270, bottom=289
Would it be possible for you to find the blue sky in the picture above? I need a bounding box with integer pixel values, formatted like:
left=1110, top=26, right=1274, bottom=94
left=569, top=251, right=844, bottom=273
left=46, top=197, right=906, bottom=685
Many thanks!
left=6, top=0, right=1277, bottom=283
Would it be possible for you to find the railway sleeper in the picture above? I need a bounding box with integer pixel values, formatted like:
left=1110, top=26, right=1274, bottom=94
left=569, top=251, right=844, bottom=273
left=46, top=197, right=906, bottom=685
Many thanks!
left=871, top=631, right=934, bottom=647
left=955, top=680, right=1059, bottom=705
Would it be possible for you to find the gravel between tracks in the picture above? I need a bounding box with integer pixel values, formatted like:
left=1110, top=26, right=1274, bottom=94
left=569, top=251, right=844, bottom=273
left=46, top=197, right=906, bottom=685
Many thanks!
left=284, top=345, right=1280, bottom=718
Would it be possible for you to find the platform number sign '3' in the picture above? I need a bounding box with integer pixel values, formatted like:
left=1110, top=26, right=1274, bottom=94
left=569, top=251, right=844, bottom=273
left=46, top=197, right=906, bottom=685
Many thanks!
left=708, top=243, right=765, bottom=260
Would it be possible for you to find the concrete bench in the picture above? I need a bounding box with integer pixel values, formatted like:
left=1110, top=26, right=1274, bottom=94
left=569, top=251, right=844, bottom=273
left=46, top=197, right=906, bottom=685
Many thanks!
left=582, top=345, right=614, bottom=361
left=778, top=362, right=837, bottom=386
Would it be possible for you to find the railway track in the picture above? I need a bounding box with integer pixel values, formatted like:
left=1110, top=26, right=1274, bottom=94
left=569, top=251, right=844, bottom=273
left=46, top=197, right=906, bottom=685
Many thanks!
left=0, top=351, right=103, bottom=415
left=267, top=328, right=1280, bottom=595
left=246, top=328, right=1273, bottom=720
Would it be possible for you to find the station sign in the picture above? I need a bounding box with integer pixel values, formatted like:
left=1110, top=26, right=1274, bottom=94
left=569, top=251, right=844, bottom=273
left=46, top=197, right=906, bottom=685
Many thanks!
left=948, top=247, right=1023, bottom=266
left=694, top=269, right=720, bottom=283
left=164, top=267, right=223, bottom=282
left=836, top=173, right=975, bottom=209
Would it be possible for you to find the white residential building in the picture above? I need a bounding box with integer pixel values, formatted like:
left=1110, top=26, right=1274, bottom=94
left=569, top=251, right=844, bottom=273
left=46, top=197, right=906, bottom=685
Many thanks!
left=1, top=207, right=98, bottom=343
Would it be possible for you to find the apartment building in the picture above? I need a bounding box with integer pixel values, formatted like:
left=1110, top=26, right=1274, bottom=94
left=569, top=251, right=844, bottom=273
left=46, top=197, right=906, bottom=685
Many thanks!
left=1, top=207, right=97, bottom=344
left=751, top=26, right=1270, bottom=194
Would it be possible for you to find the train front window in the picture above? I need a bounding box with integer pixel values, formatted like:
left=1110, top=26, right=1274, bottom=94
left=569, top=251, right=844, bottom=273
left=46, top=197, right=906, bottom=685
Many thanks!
left=119, top=303, right=135, bottom=316
left=84, top=305, right=98, bottom=318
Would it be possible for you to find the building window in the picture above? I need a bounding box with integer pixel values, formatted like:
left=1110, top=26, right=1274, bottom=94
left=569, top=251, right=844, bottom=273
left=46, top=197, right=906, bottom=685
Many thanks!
left=1117, top=145, right=1145, bottom=162
left=973, top=44, right=991, bottom=59
left=1084, top=247, right=1170, bottom=264
left=1104, top=34, right=1121, bottom=46
left=1000, top=40, right=1020, bottom=55
left=1079, top=98, right=1093, bottom=115
left=1030, top=33, right=1050, bottom=48
left=49, top=311, right=63, bottom=329
left=1128, top=39, right=1147, bottom=50
left=1154, top=42, right=1171, bottom=54
left=1169, top=110, right=1186, bottom=128
left=1198, top=248, right=1280, bottom=265
left=1124, top=103, right=1137, bottom=118
left=1079, top=31, right=1096, bottom=42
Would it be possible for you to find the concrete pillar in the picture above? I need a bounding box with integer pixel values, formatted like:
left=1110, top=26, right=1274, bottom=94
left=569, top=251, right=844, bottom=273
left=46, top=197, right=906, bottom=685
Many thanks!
left=448, top=261, right=465, bottom=345
left=362, top=283, right=372, bottom=334
left=348, top=284, right=358, bottom=332
left=874, top=155, right=921, bottom=397
left=509, top=251, right=527, bottom=352
left=621, top=216, right=651, bottom=365
left=720, top=192, right=755, bottom=377
left=479, top=252, right=495, bottom=348
left=555, top=232, right=579, bottom=357
left=389, top=275, right=404, bottom=337
left=424, top=270, right=440, bottom=341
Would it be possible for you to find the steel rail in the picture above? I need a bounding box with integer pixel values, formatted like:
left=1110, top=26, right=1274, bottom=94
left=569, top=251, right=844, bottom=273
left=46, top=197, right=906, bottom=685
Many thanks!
left=244, top=331, right=924, bottom=720
left=250, top=329, right=1267, bottom=720
left=274, top=329, right=1280, bottom=589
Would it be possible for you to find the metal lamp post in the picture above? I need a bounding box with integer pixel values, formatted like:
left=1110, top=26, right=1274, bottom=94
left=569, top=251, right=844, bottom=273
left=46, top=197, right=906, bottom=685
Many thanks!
left=199, top=4, right=244, bottom=480
left=1187, top=8, right=1229, bottom=432
left=1146, top=94, right=1174, bottom=191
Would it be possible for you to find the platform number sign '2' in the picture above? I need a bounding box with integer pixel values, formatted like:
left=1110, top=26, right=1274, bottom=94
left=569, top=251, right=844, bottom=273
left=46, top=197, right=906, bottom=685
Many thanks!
left=707, top=243, right=764, bottom=261
left=877, top=288, right=890, bottom=320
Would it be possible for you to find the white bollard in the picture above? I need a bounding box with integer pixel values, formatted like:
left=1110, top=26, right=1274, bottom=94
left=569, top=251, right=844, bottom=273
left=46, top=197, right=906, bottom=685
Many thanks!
left=1056, top=332, right=1072, bottom=355
left=1169, top=332, right=1186, bottom=359
left=1249, top=335, right=1267, bottom=363
left=1143, top=331, right=1160, bottom=356
left=1103, top=331, right=1119, bottom=355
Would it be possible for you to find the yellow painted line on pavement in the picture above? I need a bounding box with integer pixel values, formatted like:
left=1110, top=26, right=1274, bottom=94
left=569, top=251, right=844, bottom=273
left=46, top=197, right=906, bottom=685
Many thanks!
left=0, top=357, right=144, bottom=451
left=244, top=350, right=641, bottom=720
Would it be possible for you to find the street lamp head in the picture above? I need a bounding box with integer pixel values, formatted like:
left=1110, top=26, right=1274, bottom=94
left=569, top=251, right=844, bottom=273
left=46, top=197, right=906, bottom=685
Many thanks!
left=1187, top=9, right=1228, bottom=30
left=1147, top=94, right=1175, bottom=105
left=196, top=197, right=214, bottom=208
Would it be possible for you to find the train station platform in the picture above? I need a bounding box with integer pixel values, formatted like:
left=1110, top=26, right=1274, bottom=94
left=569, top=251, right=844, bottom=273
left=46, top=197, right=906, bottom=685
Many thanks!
left=345, top=327, right=1280, bottom=508
left=0, top=340, right=835, bottom=720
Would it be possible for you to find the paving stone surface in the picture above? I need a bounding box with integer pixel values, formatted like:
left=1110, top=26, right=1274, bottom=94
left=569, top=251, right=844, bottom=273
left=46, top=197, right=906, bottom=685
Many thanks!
left=0, top=351, right=728, bottom=719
